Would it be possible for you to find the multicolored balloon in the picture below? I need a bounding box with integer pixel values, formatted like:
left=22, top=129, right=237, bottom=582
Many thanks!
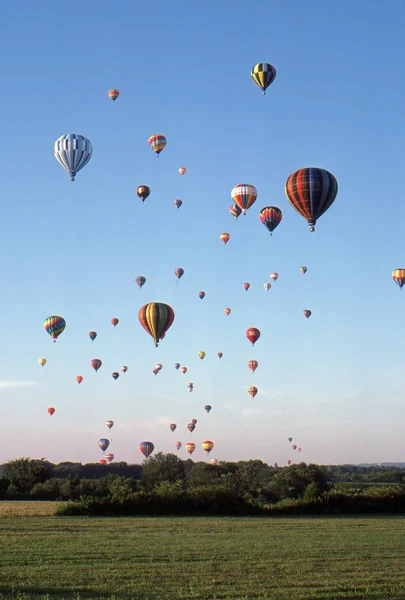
left=224, top=308, right=231, bottom=316
left=105, top=453, right=114, bottom=463
left=300, top=266, right=308, bottom=275
left=204, top=405, right=212, bottom=413
left=248, top=360, right=258, bottom=373
left=138, top=302, right=175, bottom=347
left=98, top=438, right=110, bottom=452
left=89, top=331, right=97, bottom=341
left=38, top=358, right=47, bottom=367
left=210, top=458, right=218, bottom=466
left=179, top=167, right=186, bottom=175
left=231, top=184, right=257, bottom=215
left=392, top=269, right=405, bottom=290
left=187, top=383, right=194, bottom=393
left=248, top=386, right=258, bottom=398
left=202, top=440, right=214, bottom=454
left=191, top=419, right=197, bottom=425
left=246, top=327, right=260, bottom=346
left=112, top=372, right=119, bottom=380
left=137, top=186, right=151, bottom=202
left=251, top=63, right=276, bottom=94
left=174, top=268, right=184, bottom=280
left=302, top=310, right=312, bottom=319
left=285, top=168, right=338, bottom=232
left=148, top=134, right=167, bottom=156
left=174, top=363, right=180, bottom=370
left=140, top=441, right=154, bottom=457
left=106, top=420, right=114, bottom=429
left=220, top=232, right=231, bottom=245
left=54, top=134, right=93, bottom=181
left=169, top=423, right=177, bottom=432
left=217, top=352, right=223, bottom=359
left=198, top=291, right=205, bottom=299
left=243, top=282, right=250, bottom=291
left=174, top=199, right=182, bottom=209
left=187, top=423, right=195, bottom=433
left=108, top=89, right=120, bottom=101
left=91, top=359, right=102, bottom=373
left=121, top=365, right=128, bottom=373
left=44, top=316, right=66, bottom=342
left=259, top=206, right=282, bottom=235
left=270, top=272, right=279, bottom=282
left=230, top=204, right=242, bottom=220
left=185, top=442, right=196, bottom=455
left=264, top=283, right=271, bottom=292
left=136, top=276, right=146, bottom=289
left=292, top=445, right=297, bottom=450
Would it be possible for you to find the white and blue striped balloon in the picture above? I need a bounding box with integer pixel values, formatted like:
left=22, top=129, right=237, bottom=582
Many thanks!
left=54, top=133, right=93, bottom=181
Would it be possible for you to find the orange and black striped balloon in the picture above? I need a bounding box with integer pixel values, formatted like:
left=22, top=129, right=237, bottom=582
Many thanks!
left=285, top=168, right=338, bottom=232
left=392, top=269, right=405, bottom=290
left=138, top=302, right=175, bottom=346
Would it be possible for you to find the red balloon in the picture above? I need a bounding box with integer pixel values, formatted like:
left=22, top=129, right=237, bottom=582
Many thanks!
left=246, top=327, right=261, bottom=346
left=48, top=407, right=55, bottom=416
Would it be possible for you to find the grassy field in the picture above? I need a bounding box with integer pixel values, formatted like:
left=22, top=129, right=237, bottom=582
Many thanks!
left=0, top=502, right=64, bottom=517
left=0, top=516, right=404, bottom=599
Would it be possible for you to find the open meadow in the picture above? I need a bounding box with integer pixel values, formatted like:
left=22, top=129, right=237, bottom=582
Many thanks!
left=0, top=515, right=404, bottom=599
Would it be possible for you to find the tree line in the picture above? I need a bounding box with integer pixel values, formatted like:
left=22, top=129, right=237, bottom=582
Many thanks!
left=1, top=455, right=405, bottom=515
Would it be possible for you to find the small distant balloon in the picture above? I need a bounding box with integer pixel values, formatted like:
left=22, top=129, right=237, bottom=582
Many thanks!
left=259, top=206, right=282, bottom=235
left=220, top=232, right=231, bottom=245
left=230, top=204, right=242, bottom=220
left=202, top=440, right=214, bottom=454
left=264, top=283, right=271, bottom=292
left=246, top=327, right=260, bottom=346
left=111, top=318, right=119, bottom=327
left=248, top=386, right=258, bottom=398
left=174, top=268, right=184, bottom=280
left=136, top=276, right=146, bottom=289
left=121, top=365, right=128, bottom=373
left=76, top=375, right=83, bottom=384
left=251, top=63, right=277, bottom=94
left=302, top=310, right=312, bottom=319
left=300, top=266, right=308, bottom=275
left=38, top=358, right=47, bottom=367
left=204, top=405, right=212, bottom=413
left=174, top=441, right=182, bottom=451
left=137, top=186, right=151, bottom=202
left=224, top=308, right=231, bottom=316
left=138, top=302, right=175, bottom=347
left=89, top=331, right=97, bottom=341
left=288, top=437, right=293, bottom=442
left=217, top=352, right=223, bottom=359
left=187, top=423, right=195, bottom=432
left=180, top=366, right=187, bottom=374
left=198, top=351, right=206, bottom=360
left=54, top=134, right=92, bottom=181
left=270, top=272, right=279, bottom=282
left=248, top=360, right=258, bottom=374
left=108, top=89, right=119, bottom=101
left=99, top=459, right=107, bottom=465
left=231, top=184, right=257, bottom=215
left=210, top=458, right=218, bottom=466
left=112, top=372, right=119, bottom=380
left=91, top=359, right=102, bottom=373
left=106, top=420, right=114, bottom=430
left=392, top=269, right=405, bottom=290
left=148, top=134, right=167, bottom=156
left=179, top=167, right=186, bottom=175
left=48, top=407, right=55, bottom=416
left=169, top=423, right=177, bottom=432
left=286, top=459, right=292, bottom=466
left=174, top=363, right=180, bottom=370
left=105, top=453, right=114, bottom=463
left=191, top=419, right=197, bottom=425
left=98, top=438, right=110, bottom=452
left=185, top=442, right=196, bottom=454
left=174, top=199, right=182, bottom=209
left=198, top=291, right=205, bottom=299
left=292, top=445, right=297, bottom=450
left=140, top=441, right=154, bottom=457
left=243, top=282, right=250, bottom=291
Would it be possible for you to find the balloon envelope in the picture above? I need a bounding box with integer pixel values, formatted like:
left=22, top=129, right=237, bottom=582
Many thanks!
left=54, top=134, right=92, bottom=181
left=251, top=63, right=276, bottom=94
left=148, top=134, right=167, bottom=155
left=44, top=316, right=66, bottom=342
left=98, top=438, right=110, bottom=452
left=138, top=302, right=175, bottom=347
left=140, top=441, right=154, bottom=457
left=48, top=407, right=55, bottom=416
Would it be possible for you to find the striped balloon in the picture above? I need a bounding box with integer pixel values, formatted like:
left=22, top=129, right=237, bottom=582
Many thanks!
left=202, top=440, right=214, bottom=454
left=136, top=186, right=151, bottom=202
left=138, top=302, right=175, bottom=346
left=54, top=134, right=93, bottom=181
left=285, top=168, right=338, bottom=232
left=140, top=441, right=154, bottom=458
left=231, top=184, right=257, bottom=215
left=251, top=63, right=276, bottom=94
left=44, top=316, right=66, bottom=342
left=98, top=438, right=110, bottom=452
left=108, top=89, right=119, bottom=101
left=148, top=134, right=167, bottom=156
left=259, top=206, right=282, bottom=235
left=105, top=453, right=115, bottom=462
left=392, top=269, right=405, bottom=290
left=185, top=442, right=196, bottom=455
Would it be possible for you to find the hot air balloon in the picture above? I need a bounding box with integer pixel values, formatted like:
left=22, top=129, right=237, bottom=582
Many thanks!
left=89, top=331, right=97, bottom=341
left=112, top=372, right=119, bottom=380
left=259, top=206, right=282, bottom=235
left=285, top=168, right=338, bottom=232
left=224, top=308, right=231, bottom=316
left=191, top=418, right=197, bottom=425
left=148, top=134, right=166, bottom=156
left=106, top=420, right=114, bottom=430
left=220, top=232, right=231, bottom=245
left=288, top=437, right=292, bottom=442
left=231, top=184, right=257, bottom=214
left=137, top=186, right=151, bottom=202
left=174, top=199, right=182, bottom=209
left=243, top=283, right=250, bottom=291
left=230, top=204, right=242, bottom=220
left=264, top=283, right=271, bottom=292
left=105, top=453, right=114, bottom=463
left=76, top=375, right=83, bottom=384
left=155, top=363, right=163, bottom=371
left=98, top=438, right=110, bottom=452
left=179, top=167, right=186, bottom=175
left=292, top=445, right=297, bottom=450
left=99, top=459, right=107, bottom=465
left=246, top=327, right=260, bottom=346
left=54, top=134, right=93, bottom=181
left=138, top=302, right=175, bottom=347
left=198, top=351, right=206, bottom=360
left=169, top=423, right=177, bottom=432
left=270, top=273, right=278, bottom=282
left=248, top=360, right=258, bottom=374
left=204, top=405, right=212, bottom=413
left=202, top=440, right=214, bottom=454
left=251, top=63, right=276, bottom=94
left=392, top=269, right=405, bottom=290
left=111, top=318, right=119, bottom=327
left=187, top=423, right=195, bottom=433
left=136, top=276, right=146, bottom=289
left=174, top=363, right=180, bottom=370
left=248, top=386, right=258, bottom=398
left=198, top=291, right=205, bottom=299
left=187, top=383, right=194, bottom=393
left=286, top=459, right=292, bottom=466
left=300, top=266, right=308, bottom=275
left=108, top=89, right=119, bottom=101
left=91, top=359, right=102, bottom=373
left=298, top=448, right=302, bottom=452
left=121, top=365, right=128, bottom=373
left=210, top=458, right=218, bottom=466
left=302, top=310, right=312, bottom=319
left=217, top=352, right=223, bottom=359
left=140, top=441, right=154, bottom=458
left=174, top=441, right=182, bottom=451
left=48, top=407, right=55, bottom=416
left=174, top=268, right=184, bottom=280
left=185, top=442, right=196, bottom=455
left=44, top=316, right=66, bottom=342
left=38, top=358, right=47, bottom=367
left=180, top=366, right=187, bottom=374
left=152, top=368, right=159, bottom=375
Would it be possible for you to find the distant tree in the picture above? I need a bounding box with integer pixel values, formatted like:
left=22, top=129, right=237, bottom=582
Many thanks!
left=187, top=463, right=221, bottom=488
left=266, top=463, right=330, bottom=501
left=3, top=458, right=53, bottom=494
left=0, top=476, right=9, bottom=499
left=140, top=452, right=185, bottom=492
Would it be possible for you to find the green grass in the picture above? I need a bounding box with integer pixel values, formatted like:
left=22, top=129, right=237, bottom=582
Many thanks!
left=0, top=516, right=405, bottom=599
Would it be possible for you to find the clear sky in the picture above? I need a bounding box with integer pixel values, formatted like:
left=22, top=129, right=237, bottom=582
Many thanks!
left=0, top=0, right=404, bottom=466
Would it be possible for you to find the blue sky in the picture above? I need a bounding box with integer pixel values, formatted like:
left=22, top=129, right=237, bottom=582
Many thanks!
left=0, top=0, right=405, bottom=466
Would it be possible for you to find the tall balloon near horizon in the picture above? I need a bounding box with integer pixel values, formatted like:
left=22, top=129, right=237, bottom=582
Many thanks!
left=54, top=134, right=93, bottom=181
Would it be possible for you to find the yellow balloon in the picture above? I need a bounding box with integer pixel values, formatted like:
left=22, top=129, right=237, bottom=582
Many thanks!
left=38, top=358, right=47, bottom=367
left=198, top=351, right=206, bottom=360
